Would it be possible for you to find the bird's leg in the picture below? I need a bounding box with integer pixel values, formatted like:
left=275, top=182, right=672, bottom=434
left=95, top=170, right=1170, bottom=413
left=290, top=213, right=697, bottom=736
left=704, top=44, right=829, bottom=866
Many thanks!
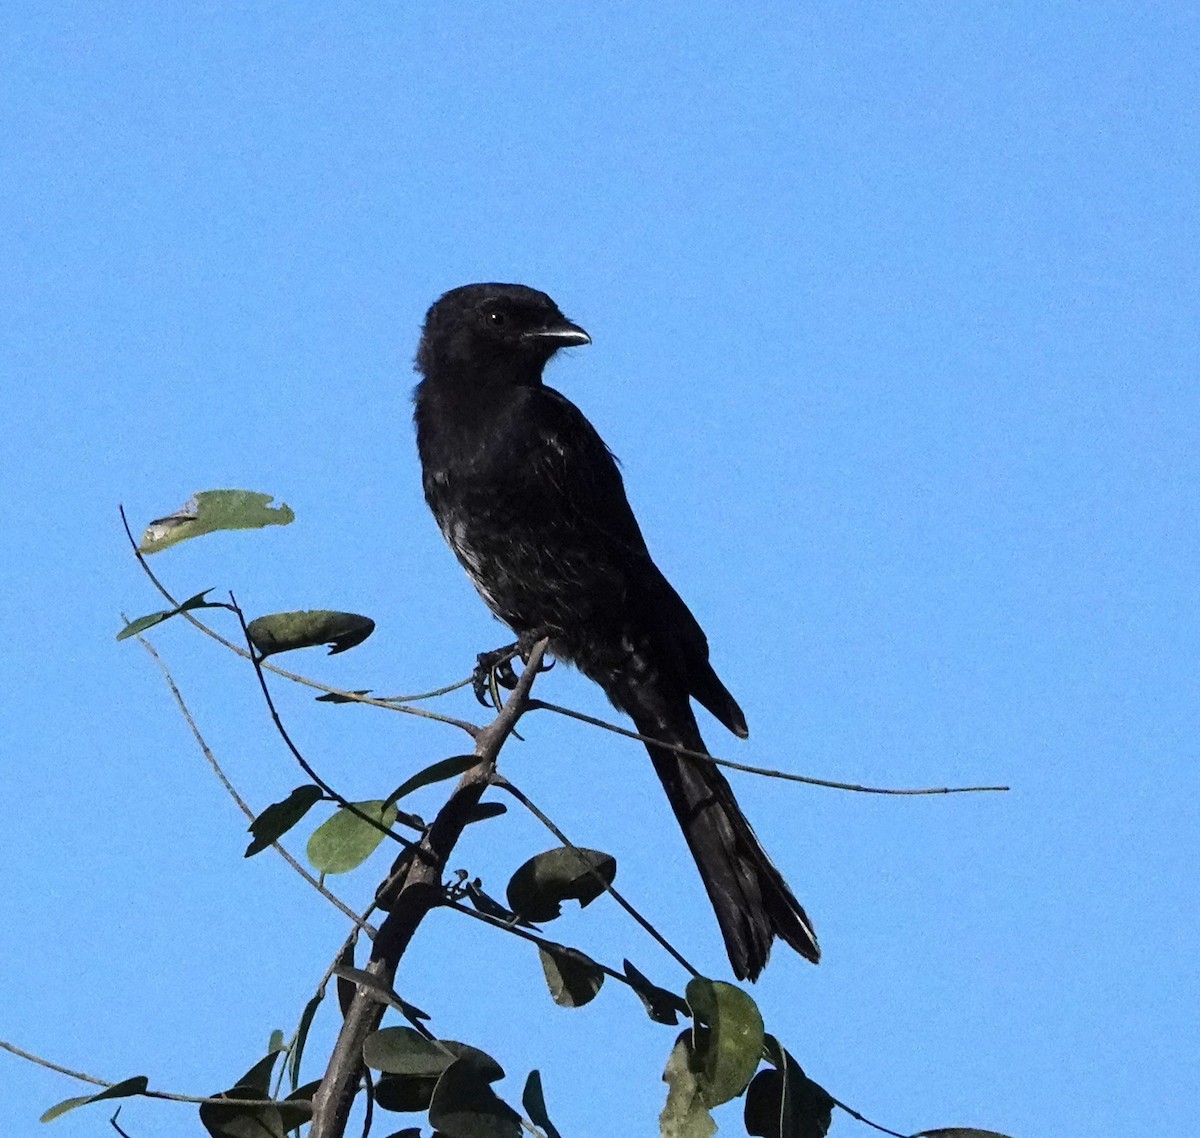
left=473, top=641, right=521, bottom=707
left=515, top=626, right=557, bottom=672
left=471, top=627, right=557, bottom=709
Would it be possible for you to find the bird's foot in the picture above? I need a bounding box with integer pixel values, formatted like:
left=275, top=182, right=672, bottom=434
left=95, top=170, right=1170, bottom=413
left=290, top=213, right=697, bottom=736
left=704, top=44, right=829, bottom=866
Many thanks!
left=473, top=643, right=521, bottom=708
left=472, top=629, right=556, bottom=708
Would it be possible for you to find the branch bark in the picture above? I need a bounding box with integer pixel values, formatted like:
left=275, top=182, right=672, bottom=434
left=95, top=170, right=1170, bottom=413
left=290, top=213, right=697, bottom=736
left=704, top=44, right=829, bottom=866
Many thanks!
left=309, top=640, right=549, bottom=1138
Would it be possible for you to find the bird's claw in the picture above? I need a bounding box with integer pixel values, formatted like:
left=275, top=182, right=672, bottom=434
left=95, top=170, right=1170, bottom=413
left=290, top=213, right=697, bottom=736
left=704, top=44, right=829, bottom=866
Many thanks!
left=473, top=644, right=521, bottom=708
left=472, top=630, right=556, bottom=709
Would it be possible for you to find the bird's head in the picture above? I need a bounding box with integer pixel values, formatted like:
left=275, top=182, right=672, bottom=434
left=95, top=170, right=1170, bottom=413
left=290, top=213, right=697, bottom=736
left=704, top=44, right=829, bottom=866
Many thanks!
left=415, top=283, right=591, bottom=379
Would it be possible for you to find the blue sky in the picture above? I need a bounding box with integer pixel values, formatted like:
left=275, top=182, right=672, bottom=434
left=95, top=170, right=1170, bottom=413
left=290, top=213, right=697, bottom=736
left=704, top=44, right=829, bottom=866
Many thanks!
left=2, top=4, right=1197, bottom=1136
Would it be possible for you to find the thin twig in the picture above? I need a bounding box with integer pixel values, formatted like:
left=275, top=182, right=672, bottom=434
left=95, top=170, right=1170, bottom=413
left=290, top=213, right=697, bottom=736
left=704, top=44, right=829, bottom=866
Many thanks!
left=444, top=899, right=640, bottom=987
left=492, top=774, right=700, bottom=979
left=831, top=1096, right=909, bottom=1138
left=137, top=635, right=375, bottom=935
left=0, top=1041, right=288, bottom=1108
left=530, top=700, right=1009, bottom=796
left=118, top=505, right=480, bottom=736
left=229, top=592, right=414, bottom=852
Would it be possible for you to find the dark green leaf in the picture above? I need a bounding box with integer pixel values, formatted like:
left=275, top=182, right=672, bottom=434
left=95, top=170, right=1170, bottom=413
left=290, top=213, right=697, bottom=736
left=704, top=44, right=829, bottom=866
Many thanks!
left=116, top=609, right=174, bottom=640
left=744, top=1041, right=833, bottom=1138
left=623, top=959, right=688, bottom=1025
left=538, top=943, right=604, bottom=1008
left=385, top=755, right=479, bottom=807
left=139, top=490, right=294, bottom=554
left=464, top=802, right=507, bottom=824
left=245, top=785, right=324, bottom=857
left=247, top=611, right=375, bottom=658
left=506, top=847, right=616, bottom=922
left=334, top=966, right=431, bottom=1029
left=363, top=1028, right=456, bottom=1078
left=306, top=800, right=397, bottom=874
left=116, top=590, right=221, bottom=641
left=521, top=1071, right=562, bottom=1138
left=335, top=940, right=356, bottom=1018
left=267, top=1029, right=285, bottom=1054
left=39, top=1076, right=149, bottom=1123
left=380, top=1130, right=423, bottom=1138
left=685, top=978, right=764, bottom=1108
left=428, top=1057, right=521, bottom=1138
left=375, top=1072, right=438, bottom=1113
left=914, top=1131, right=1018, bottom=1138
left=465, top=881, right=529, bottom=926
left=316, top=689, right=373, bottom=703
left=236, top=1050, right=283, bottom=1095
left=288, top=994, right=322, bottom=1089
left=660, top=1034, right=716, bottom=1138
left=199, top=1085, right=284, bottom=1138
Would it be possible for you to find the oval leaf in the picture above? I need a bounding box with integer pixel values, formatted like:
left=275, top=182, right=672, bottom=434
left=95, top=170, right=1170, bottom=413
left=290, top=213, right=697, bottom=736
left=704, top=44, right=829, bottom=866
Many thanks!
left=428, top=1057, right=522, bottom=1138
left=199, top=1085, right=283, bottom=1138
left=307, top=800, right=397, bottom=874
left=660, top=1034, right=716, bottom=1138
left=686, top=978, right=765, bottom=1108
left=139, top=490, right=294, bottom=554
left=363, top=1028, right=456, bottom=1078
left=246, top=785, right=324, bottom=856
left=521, top=1071, right=563, bottom=1138
left=623, top=959, right=688, bottom=1025
left=116, top=590, right=220, bottom=641
left=39, top=1076, right=149, bottom=1123
left=375, top=1072, right=439, bottom=1113
left=247, top=611, right=375, bottom=658
left=538, top=943, right=605, bottom=1008
left=744, top=1050, right=834, bottom=1138
left=915, top=1132, right=1018, bottom=1138
left=385, top=755, right=479, bottom=807
left=506, top=847, right=616, bottom=922
left=235, top=1050, right=283, bottom=1095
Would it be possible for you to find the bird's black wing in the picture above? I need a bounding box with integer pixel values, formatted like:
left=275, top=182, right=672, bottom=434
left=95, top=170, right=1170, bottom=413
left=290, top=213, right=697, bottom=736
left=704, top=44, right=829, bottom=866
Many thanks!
left=530, top=387, right=746, bottom=736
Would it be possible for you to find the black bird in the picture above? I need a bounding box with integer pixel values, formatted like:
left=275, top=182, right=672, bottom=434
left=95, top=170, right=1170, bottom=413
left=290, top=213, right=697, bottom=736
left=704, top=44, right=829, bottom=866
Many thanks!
left=412, top=283, right=819, bottom=980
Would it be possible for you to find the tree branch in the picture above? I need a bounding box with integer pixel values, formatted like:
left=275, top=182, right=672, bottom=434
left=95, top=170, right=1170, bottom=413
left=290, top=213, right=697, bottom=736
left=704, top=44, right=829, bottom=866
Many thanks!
left=309, top=639, right=550, bottom=1138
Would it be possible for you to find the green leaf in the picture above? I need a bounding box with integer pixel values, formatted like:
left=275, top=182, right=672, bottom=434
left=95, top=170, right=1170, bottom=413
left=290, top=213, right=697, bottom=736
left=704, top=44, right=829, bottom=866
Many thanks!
left=198, top=1085, right=284, bottom=1138
left=363, top=1028, right=456, bottom=1078
left=39, top=1076, right=149, bottom=1122
left=744, top=1055, right=833, bottom=1138
left=506, top=847, right=616, bottom=922
left=116, top=589, right=221, bottom=641
left=660, top=1034, right=716, bottom=1138
left=139, top=490, right=294, bottom=554
left=538, top=943, right=605, bottom=1008
left=316, top=689, right=372, bottom=703
left=289, top=995, right=322, bottom=1089
left=235, top=1050, right=283, bottom=1096
left=306, top=800, right=397, bottom=874
left=385, top=754, right=479, bottom=806
left=374, top=1072, right=439, bottom=1114
left=915, top=1131, right=1019, bottom=1138
left=428, top=1057, right=522, bottom=1138
left=464, top=801, right=507, bottom=824
left=685, top=978, right=764, bottom=1108
left=623, top=959, right=688, bottom=1025
left=245, top=785, right=324, bottom=857
left=334, top=966, right=431, bottom=1028
left=521, top=1071, right=562, bottom=1138
left=246, top=610, right=375, bottom=657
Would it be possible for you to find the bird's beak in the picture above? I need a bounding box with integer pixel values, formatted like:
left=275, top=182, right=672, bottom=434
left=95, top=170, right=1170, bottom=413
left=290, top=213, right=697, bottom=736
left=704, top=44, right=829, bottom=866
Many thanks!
left=525, top=321, right=591, bottom=348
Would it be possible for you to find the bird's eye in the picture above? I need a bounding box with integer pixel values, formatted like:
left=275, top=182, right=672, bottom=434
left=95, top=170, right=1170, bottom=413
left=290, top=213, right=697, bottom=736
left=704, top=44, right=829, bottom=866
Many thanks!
left=486, top=310, right=507, bottom=328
